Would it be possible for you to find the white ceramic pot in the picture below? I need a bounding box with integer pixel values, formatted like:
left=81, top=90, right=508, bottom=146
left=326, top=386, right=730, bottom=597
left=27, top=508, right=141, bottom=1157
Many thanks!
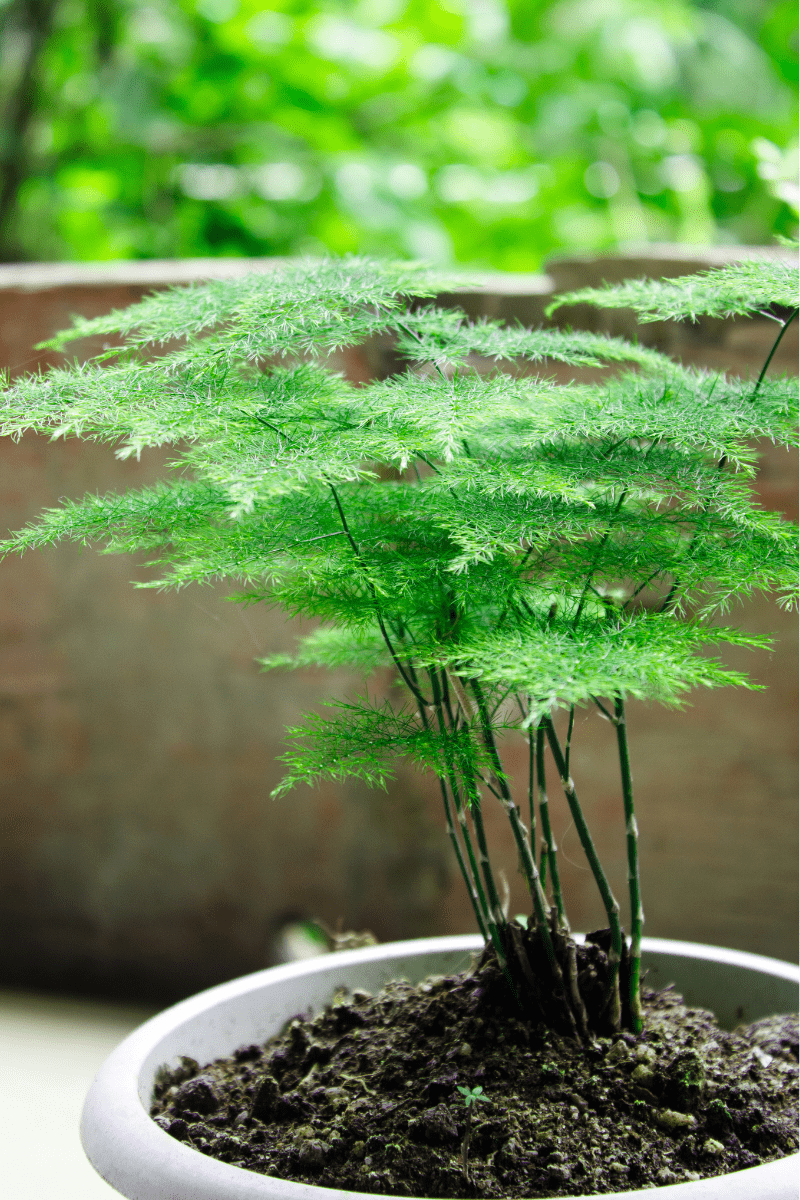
left=81, top=935, right=799, bottom=1200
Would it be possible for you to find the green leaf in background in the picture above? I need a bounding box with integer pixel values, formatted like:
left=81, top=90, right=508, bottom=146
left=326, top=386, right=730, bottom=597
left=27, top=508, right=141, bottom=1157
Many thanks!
left=0, top=0, right=797, bottom=266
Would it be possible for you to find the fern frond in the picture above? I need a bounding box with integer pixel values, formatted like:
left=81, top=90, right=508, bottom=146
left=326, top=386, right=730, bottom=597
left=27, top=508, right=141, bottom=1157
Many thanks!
left=272, top=698, right=491, bottom=796
left=443, top=614, right=770, bottom=720
left=259, top=626, right=389, bottom=673
left=548, top=257, right=799, bottom=323
left=39, top=257, right=457, bottom=355
left=396, top=308, right=669, bottom=369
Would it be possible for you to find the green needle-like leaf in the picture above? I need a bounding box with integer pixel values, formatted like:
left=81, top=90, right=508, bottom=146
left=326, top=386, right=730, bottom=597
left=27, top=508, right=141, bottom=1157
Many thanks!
left=547, top=257, right=799, bottom=322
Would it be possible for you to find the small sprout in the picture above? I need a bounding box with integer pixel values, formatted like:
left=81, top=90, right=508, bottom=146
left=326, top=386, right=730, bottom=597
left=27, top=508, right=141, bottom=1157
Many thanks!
left=457, top=1083, right=490, bottom=1108
left=457, top=1084, right=490, bottom=1179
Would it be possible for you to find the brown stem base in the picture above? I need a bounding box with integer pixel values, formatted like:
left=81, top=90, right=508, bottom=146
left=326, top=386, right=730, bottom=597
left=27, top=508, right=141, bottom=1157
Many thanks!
left=472, top=921, right=634, bottom=1039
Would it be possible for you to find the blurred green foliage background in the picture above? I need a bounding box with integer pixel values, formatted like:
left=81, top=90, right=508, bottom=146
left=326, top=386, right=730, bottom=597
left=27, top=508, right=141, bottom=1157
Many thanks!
left=0, top=0, right=797, bottom=268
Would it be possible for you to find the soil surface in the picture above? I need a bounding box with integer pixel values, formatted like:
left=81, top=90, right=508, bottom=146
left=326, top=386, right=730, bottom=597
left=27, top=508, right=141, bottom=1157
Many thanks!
left=151, top=948, right=798, bottom=1197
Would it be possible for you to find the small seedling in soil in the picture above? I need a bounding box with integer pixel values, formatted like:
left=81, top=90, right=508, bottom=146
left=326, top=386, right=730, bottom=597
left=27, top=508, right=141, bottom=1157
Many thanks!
left=456, top=1084, right=490, bottom=1179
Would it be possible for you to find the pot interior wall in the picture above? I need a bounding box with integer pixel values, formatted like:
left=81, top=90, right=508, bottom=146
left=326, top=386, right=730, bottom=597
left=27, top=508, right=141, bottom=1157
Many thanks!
left=636, top=950, right=798, bottom=1030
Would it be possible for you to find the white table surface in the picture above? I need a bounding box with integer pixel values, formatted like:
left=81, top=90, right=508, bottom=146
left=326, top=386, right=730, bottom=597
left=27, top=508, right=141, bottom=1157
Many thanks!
left=1, top=988, right=158, bottom=1198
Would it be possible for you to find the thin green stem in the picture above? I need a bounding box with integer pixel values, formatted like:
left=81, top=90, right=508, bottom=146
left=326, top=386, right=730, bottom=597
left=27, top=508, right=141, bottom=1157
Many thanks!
left=539, top=840, right=548, bottom=893
left=614, top=696, right=644, bottom=1032
left=536, top=722, right=569, bottom=931
left=410, top=669, right=489, bottom=942
left=478, top=773, right=505, bottom=802
left=573, top=489, right=628, bottom=628
left=527, top=724, right=536, bottom=858
left=622, top=569, right=662, bottom=612
left=433, top=662, right=505, bottom=951
left=415, top=451, right=441, bottom=475
left=438, top=668, right=458, bottom=729
left=326, top=495, right=488, bottom=947
left=591, top=694, right=615, bottom=723
left=496, top=542, right=539, bottom=630
left=457, top=761, right=522, bottom=1007
left=752, top=307, right=797, bottom=399
left=460, top=767, right=506, bottom=934
left=389, top=618, right=490, bottom=944
left=440, top=774, right=489, bottom=942
left=426, top=669, right=492, bottom=940
left=395, top=317, right=453, bottom=389
left=327, top=482, right=432, bottom=709
left=657, top=451, right=733, bottom=616
left=564, top=705, right=575, bottom=778
left=469, top=680, right=557, bottom=963
left=543, top=715, right=623, bottom=1028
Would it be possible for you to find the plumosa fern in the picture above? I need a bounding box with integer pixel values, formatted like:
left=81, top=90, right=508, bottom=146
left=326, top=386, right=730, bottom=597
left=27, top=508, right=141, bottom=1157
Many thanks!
left=2, top=255, right=797, bottom=1037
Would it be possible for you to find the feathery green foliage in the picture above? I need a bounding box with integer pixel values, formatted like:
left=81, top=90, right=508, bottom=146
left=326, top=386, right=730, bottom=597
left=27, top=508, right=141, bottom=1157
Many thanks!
left=547, top=257, right=799, bottom=322
left=2, top=253, right=797, bottom=1037
left=40, top=258, right=452, bottom=356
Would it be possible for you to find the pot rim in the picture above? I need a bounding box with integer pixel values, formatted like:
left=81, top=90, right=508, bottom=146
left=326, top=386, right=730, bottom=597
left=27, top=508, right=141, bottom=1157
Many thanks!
left=81, top=935, right=800, bottom=1200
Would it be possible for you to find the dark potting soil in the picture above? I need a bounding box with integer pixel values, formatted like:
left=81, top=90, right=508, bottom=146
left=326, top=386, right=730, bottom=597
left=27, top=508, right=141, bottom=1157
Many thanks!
left=151, top=948, right=798, bottom=1198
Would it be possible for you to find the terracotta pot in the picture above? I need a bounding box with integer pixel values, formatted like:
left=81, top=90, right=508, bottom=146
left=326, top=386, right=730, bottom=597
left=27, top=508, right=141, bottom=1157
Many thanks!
left=81, top=935, right=799, bottom=1199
